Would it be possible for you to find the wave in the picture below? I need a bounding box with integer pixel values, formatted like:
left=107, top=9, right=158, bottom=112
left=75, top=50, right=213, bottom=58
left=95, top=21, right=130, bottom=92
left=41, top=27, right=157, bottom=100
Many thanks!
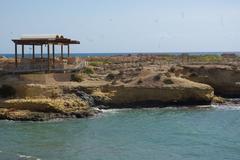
left=18, top=154, right=33, bottom=159
left=101, top=108, right=133, bottom=113
left=212, top=105, right=240, bottom=110
left=101, top=105, right=212, bottom=110
left=17, top=153, right=41, bottom=160
left=211, top=98, right=240, bottom=110
left=0, top=150, right=41, bottom=160
left=212, top=104, right=240, bottom=110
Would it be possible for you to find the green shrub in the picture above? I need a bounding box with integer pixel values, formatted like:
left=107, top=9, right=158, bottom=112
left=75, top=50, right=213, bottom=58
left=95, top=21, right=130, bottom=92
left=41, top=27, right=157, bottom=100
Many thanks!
left=89, top=61, right=111, bottom=67
left=89, top=61, right=103, bottom=67
left=197, top=55, right=222, bottom=62
left=163, top=79, right=174, bottom=84
left=83, top=67, right=94, bottom=75
left=71, top=74, right=84, bottom=82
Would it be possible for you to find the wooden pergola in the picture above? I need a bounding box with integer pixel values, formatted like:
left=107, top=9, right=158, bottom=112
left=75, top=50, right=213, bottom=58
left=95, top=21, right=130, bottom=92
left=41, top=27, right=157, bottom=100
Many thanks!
left=12, top=35, right=80, bottom=70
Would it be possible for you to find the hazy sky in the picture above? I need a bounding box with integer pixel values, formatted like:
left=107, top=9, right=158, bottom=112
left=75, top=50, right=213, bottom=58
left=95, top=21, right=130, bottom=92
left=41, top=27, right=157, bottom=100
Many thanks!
left=0, top=0, right=240, bottom=53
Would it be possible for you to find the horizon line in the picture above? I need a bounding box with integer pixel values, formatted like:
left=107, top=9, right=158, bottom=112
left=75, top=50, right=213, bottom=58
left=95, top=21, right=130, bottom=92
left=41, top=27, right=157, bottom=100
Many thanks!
left=1, top=51, right=240, bottom=55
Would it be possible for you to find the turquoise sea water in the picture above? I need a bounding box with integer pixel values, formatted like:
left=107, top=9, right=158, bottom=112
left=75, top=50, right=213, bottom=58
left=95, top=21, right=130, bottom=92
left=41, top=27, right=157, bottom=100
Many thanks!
left=0, top=104, right=240, bottom=160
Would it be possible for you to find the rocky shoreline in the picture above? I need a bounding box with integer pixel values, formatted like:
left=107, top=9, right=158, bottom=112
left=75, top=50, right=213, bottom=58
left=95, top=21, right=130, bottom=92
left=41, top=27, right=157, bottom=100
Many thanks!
left=0, top=55, right=239, bottom=121
left=0, top=94, right=100, bottom=121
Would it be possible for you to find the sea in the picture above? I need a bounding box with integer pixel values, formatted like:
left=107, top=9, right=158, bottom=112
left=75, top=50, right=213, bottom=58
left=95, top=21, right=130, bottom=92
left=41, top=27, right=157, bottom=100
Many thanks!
left=0, top=53, right=119, bottom=58
left=0, top=103, right=240, bottom=160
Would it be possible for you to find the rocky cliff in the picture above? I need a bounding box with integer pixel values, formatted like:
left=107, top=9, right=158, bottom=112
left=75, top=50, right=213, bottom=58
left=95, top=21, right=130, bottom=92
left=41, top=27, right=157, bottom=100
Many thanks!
left=0, top=95, right=99, bottom=121
left=0, top=74, right=99, bottom=121
left=181, top=65, right=240, bottom=97
left=0, top=72, right=216, bottom=121
left=86, top=74, right=214, bottom=108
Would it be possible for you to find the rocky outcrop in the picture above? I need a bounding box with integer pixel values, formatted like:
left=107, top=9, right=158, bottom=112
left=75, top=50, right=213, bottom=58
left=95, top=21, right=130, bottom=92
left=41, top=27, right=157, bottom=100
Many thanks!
left=0, top=94, right=100, bottom=121
left=88, top=75, right=214, bottom=108
left=0, top=74, right=68, bottom=98
left=0, top=71, right=218, bottom=121
left=0, top=74, right=102, bottom=121
left=181, top=65, right=240, bottom=97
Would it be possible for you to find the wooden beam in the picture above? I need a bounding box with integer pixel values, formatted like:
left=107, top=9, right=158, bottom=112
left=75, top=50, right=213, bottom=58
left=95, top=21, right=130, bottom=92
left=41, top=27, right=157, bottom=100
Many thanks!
left=52, top=44, right=55, bottom=66
left=61, top=44, right=63, bottom=59
left=47, top=44, right=50, bottom=71
left=12, top=38, right=80, bottom=45
left=21, top=45, right=24, bottom=58
left=41, top=45, right=43, bottom=59
left=67, top=45, right=70, bottom=57
left=32, top=44, right=35, bottom=60
left=15, top=44, right=18, bottom=67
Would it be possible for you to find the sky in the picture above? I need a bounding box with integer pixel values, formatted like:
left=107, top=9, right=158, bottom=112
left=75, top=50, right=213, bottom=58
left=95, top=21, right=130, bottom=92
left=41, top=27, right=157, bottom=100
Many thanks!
left=0, top=0, right=240, bottom=53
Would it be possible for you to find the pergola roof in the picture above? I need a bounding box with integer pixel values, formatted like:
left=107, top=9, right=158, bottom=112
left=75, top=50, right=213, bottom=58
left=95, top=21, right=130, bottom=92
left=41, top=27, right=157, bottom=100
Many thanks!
left=12, top=34, right=81, bottom=71
left=12, top=34, right=80, bottom=45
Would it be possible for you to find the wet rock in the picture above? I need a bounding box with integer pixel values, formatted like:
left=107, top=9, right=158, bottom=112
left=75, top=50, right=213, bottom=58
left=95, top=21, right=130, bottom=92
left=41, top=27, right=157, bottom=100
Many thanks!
left=96, top=105, right=110, bottom=109
left=74, top=90, right=95, bottom=107
left=0, top=109, right=70, bottom=121
left=212, top=96, right=225, bottom=104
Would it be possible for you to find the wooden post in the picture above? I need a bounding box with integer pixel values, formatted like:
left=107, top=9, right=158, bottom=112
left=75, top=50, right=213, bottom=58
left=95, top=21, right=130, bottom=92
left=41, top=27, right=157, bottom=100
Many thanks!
left=67, top=44, right=70, bottom=57
left=61, top=44, right=63, bottom=59
left=41, top=45, right=43, bottom=59
left=15, top=44, right=18, bottom=68
left=32, top=44, right=35, bottom=60
left=47, top=44, right=50, bottom=71
left=22, top=45, right=24, bottom=58
left=52, top=44, right=55, bottom=67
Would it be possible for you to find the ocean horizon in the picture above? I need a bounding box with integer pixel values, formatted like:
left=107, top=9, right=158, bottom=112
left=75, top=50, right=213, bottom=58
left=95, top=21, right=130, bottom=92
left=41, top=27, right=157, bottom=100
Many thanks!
left=1, top=51, right=240, bottom=58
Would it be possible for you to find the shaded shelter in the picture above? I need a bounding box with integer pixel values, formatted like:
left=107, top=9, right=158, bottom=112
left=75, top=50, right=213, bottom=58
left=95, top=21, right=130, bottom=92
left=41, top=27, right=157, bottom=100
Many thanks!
left=12, top=34, right=80, bottom=70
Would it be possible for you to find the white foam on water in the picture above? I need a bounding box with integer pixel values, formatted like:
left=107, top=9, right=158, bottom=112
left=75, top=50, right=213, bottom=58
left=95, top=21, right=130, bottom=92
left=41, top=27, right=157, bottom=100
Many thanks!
left=17, top=153, right=41, bottom=160
left=101, top=109, right=118, bottom=113
left=101, top=106, right=212, bottom=113
left=211, top=104, right=240, bottom=110
left=18, top=154, right=32, bottom=159
left=47, top=118, right=64, bottom=123
left=95, top=108, right=134, bottom=118
left=101, top=108, right=132, bottom=113
left=196, top=105, right=212, bottom=108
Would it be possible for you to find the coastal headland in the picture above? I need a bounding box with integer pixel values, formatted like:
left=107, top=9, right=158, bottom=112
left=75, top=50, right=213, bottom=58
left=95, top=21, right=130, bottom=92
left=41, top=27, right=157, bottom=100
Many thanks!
left=0, top=54, right=239, bottom=121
